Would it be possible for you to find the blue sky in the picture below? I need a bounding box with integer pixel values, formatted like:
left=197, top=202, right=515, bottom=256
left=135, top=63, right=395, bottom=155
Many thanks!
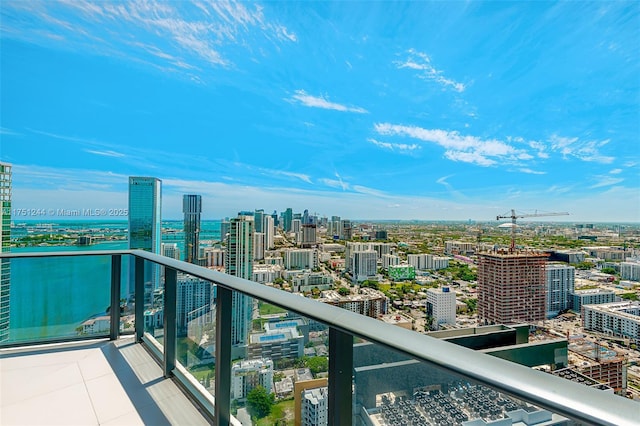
left=1, top=1, right=639, bottom=222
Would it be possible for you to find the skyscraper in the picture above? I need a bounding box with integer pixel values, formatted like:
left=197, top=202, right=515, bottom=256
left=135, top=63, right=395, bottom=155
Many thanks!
left=225, top=212, right=254, bottom=358
left=128, top=177, right=162, bottom=293
left=254, top=209, right=264, bottom=233
left=477, top=251, right=548, bottom=325
left=283, top=208, right=293, bottom=232
left=263, top=215, right=275, bottom=250
left=183, top=194, right=202, bottom=264
left=0, top=162, right=11, bottom=342
left=128, top=177, right=162, bottom=253
left=300, top=224, right=317, bottom=248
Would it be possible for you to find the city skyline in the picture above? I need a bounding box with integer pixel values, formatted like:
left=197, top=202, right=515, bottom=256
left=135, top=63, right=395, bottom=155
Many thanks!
left=1, top=1, right=639, bottom=222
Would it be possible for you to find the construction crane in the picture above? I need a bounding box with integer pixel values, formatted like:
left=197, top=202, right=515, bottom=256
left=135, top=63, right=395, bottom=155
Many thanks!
left=496, top=209, right=569, bottom=253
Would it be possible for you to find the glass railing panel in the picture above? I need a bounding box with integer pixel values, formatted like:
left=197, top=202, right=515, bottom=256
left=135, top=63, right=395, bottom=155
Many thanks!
left=173, top=271, right=217, bottom=394
left=353, top=339, right=600, bottom=426
left=230, top=297, right=329, bottom=425
left=139, top=259, right=164, bottom=348
left=119, top=255, right=134, bottom=334
left=1, top=256, right=111, bottom=345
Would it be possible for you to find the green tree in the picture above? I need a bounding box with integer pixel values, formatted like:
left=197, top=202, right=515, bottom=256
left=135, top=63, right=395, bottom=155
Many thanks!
left=337, top=287, right=350, bottom=296
left=464, top=298, right=477, bottom=313
left=601, top=267, right=616, bottom=275
left=304, top=356, right=329, bottom=375
left=620, top=293, right=639, bottom=301
left=361, top=280, right=379, bottom=290
left=246, top=386, right=275, bottom=419
left=574, top=261, right=594, bottom=270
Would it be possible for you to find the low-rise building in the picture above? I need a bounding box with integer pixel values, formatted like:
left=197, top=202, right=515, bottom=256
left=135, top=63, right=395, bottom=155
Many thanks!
left=301, top=387, right=328, bottom=426
left=407, top=253, right=449, bottom=271
left=318, top=288, right=388, bottom=318
left=570, top=289, right=617, bottom=312
left=252, top=264, right=282, bottom=284
left=582, top=301, right=640, bottom=344
left=620, top=260, right=640, bottom=281
left=248, top=326, right=304, bottom=361
left=388, top=264, right=415, bottom=281
left=231, top=358, right=274, bottom=401
left=292, top=272, right=334, bottom=293
left=444, top=240, right=475, bottom=255
left=379, top=313, right=413, bottom=330
left=79, top=315, right=110, bottom=334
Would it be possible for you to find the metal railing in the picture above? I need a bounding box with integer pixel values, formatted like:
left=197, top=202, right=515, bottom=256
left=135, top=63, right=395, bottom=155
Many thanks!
left=1, top=250, right=637, bottom=425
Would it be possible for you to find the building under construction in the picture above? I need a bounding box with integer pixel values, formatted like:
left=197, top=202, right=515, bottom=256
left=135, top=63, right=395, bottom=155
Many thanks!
left=477, top=250, right=548, bottom=325
left=567, top=337, right=625, bottom=394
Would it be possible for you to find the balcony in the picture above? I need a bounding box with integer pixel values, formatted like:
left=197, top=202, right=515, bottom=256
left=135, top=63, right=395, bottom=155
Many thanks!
left=0, top=250, right=637, bottom=426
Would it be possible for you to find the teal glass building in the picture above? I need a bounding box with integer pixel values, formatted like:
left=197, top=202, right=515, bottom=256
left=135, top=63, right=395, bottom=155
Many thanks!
left=128, top=177, right=162, bottom=294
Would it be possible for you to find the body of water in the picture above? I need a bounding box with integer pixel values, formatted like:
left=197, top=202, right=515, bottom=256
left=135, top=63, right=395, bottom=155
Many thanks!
left=6, top=220, right=221, bottom=344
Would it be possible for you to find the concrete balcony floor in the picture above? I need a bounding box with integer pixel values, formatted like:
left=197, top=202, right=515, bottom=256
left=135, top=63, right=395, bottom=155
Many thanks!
left=0, top=336, right=210, bottom=425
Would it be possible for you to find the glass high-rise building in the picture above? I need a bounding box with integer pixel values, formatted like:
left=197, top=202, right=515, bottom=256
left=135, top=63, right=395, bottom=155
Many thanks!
left=183, top=194, right=202, bottom=264
left=254, top=209, right=264, bottom=233
left=128, top=177, right=162, bottom=253
left=283, top=207, right=293, bottom=232
left=225, top=212, right=254, bottom=358
left=128, top=177, right=162, bottom=293
left=0, top=162, right=11, bottom=342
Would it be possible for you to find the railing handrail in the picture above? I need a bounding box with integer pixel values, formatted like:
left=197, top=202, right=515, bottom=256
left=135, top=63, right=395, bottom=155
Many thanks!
left=2, top=250, right=637, bottom=425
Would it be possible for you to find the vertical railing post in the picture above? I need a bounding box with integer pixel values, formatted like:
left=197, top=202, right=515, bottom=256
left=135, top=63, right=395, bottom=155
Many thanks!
left=134, top=256, right=145, bottom=343
left=164, top=266, right=177, bottom=378
left=215, top=286, right=232, bottom=426
left=110, top=254, right=121, bottom=341
left=328, top=327, right=353, bottom=425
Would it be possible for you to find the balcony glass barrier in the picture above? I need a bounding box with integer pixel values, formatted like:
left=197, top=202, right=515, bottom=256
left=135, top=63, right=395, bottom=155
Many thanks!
left=141, top=259, right=164, bottom=348
left=227, top=298, right=330, bottom=424
left=3, top=255, right=111, bottom=345
left=1, top=250, right=637, bottom=426
left=172, top=270, right=216, bottom=395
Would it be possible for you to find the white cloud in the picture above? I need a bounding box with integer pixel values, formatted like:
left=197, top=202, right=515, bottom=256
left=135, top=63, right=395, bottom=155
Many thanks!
left=259, top=168, right=312, bottom=184
left=85, top=149, right=126, bottom=158
left=589, top=175, right=624, bottom=189
left=3, top=0, right=297, bottom=74
left=444, top=150, right=495, bottom=166
left=367, top=138, right=420, bottom=154
left=528, top=141, right=550, bottom=159
left=610, top=168, right=622, bottom=174
left=352, top=185, right=386, bottom=197
left=374, top=123, right=532, bottom=167
left=395, top=49, right=465, bottom=92
left=436, top=175, right=466, bottom=199
left=11, top=164, right=129, bottom=191
left=9, top=165, right=639, bottom=222
left=519, top=168, right=546, bottom=175
left=0, top=127, right=21, bottom=136
left=549, top=134, right=614, bottom=164
left=319, top=178, right=349, bottom=190
left=290, top=90, right=368, bottom=113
